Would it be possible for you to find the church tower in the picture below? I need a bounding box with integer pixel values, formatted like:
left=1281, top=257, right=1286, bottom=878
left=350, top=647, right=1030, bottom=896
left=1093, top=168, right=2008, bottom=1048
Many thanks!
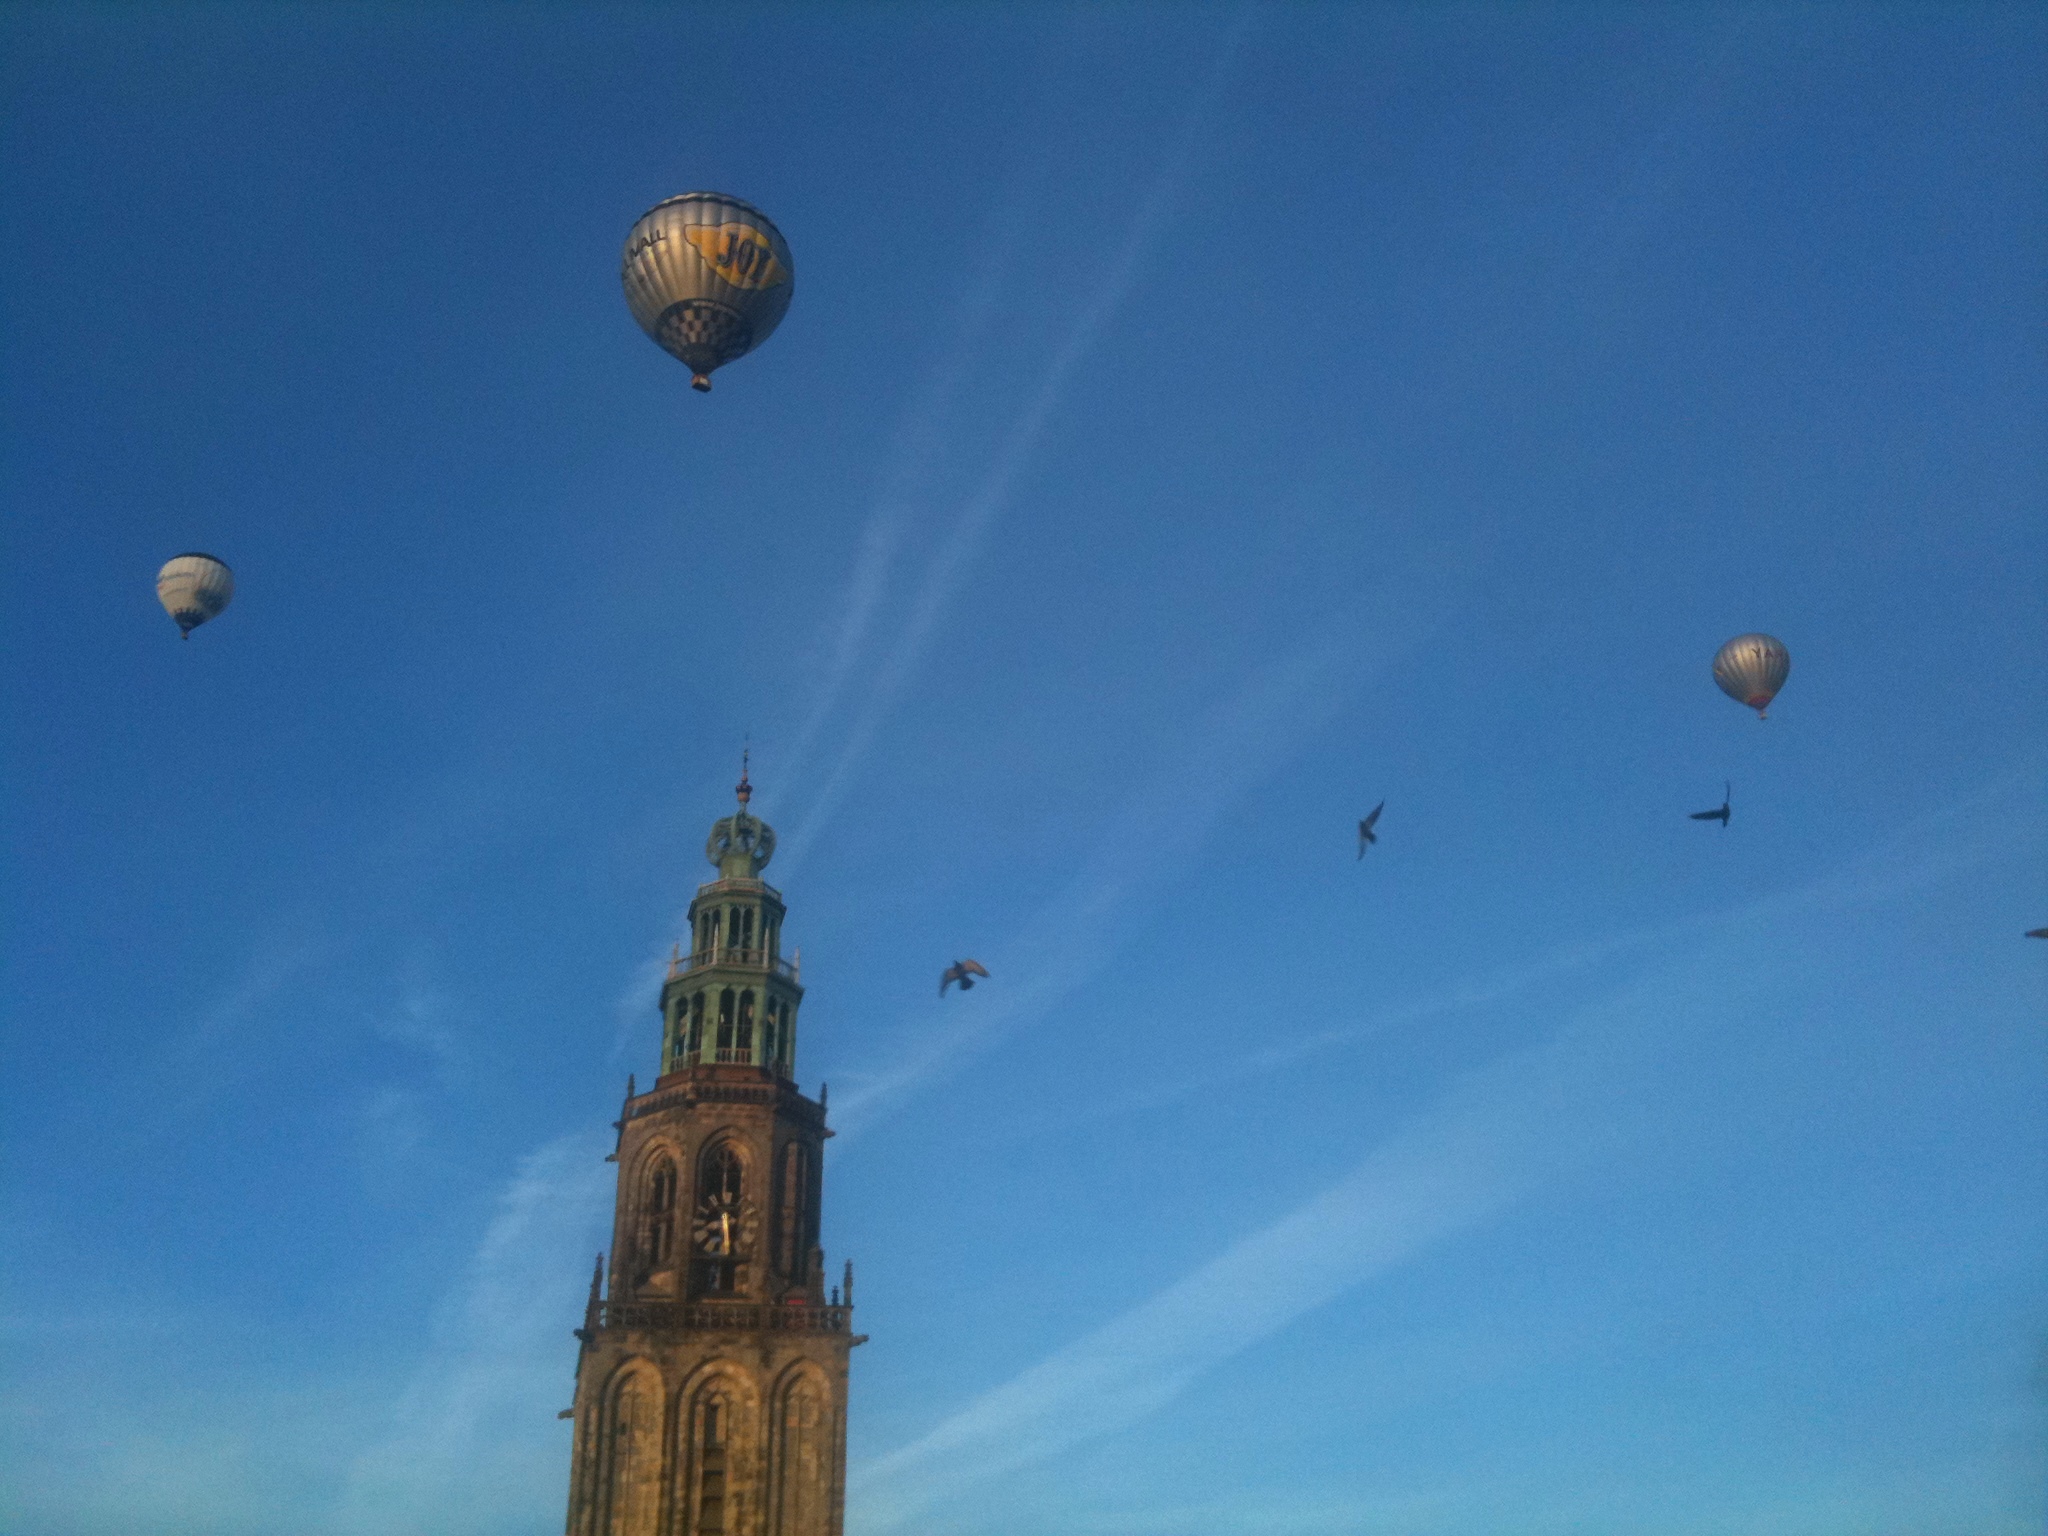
left=565, top=768, right=861, bottom=1536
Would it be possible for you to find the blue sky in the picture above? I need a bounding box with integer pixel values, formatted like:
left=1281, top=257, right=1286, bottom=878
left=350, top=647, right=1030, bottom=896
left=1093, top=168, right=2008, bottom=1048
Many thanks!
left=3, top=5, right=2044, bottom=1533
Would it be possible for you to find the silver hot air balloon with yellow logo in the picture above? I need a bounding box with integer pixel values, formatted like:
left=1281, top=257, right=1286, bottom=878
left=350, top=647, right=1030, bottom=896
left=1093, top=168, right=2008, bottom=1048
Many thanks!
left=1712, top=633, right=1791, bottom=719
left=621, top=193, right=794, bottom=393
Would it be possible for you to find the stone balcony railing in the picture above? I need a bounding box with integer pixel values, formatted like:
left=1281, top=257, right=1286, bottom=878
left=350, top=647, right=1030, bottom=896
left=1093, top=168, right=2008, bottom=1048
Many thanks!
left=693, top=877, right=782, bottom=902
left=598, top=1300, right=853, bottom=1335
left=668, top=947, right=800, bottom=981
left=623, top=1077, right=827, bottom=1131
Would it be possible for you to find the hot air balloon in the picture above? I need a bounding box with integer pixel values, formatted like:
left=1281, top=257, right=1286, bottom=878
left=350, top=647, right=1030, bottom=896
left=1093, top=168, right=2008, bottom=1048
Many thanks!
left=1712, top=633, right=1790, bottom=718
left=156, top=553, right=234, bottom=639
left=621, top=193, right=794, bottom=393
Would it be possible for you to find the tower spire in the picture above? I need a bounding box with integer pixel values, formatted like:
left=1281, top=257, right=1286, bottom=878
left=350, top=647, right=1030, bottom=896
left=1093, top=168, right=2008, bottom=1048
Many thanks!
left=736, top=745, right=751, bottom=808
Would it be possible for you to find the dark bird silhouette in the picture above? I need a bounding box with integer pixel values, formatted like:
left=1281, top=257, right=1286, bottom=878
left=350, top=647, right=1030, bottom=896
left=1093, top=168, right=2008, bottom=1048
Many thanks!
left=1357, top=801, right=1384, bottom=859
left=1690, top=782, right=1731, bottom=827
left=2027, top=929, right=2048, bottom=939
left=940, top=959, right=990, bottom=995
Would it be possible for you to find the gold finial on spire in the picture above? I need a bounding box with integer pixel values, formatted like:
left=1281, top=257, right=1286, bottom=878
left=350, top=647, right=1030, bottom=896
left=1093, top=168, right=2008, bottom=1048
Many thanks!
left=736, top=745, right=752, bottom=807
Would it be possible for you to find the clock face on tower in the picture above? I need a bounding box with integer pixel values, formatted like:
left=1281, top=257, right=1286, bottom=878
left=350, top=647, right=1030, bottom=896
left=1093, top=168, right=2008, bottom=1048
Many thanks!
left=694, top=1195, right=750, bottom=1257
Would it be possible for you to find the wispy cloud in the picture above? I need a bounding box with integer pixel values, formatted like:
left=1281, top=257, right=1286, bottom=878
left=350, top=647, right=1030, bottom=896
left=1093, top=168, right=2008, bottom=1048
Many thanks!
left=346, top=985, right=476, bottom=1190
left=185, top=941, right=321, bottom=1043
left=1016, top=925, right=1672, bottom=1144
left=609, top=942, right=676, bottom=1067
left=852, top=981, right=1651, bottom=1530
left=100, top=935, right=331, bottom=1145
left=848, top=774, right=2038, bottom=1529
left=831, top=558, right=1460, bottom=1137
left=777, top=171, right=1041, bottom=801
left=2, top=1133, right=618, bottom=1536
left=776, top=15, right=1257, bottom=875
left=368, top=983, right=468, bottom=1086
left=335, top=1130, right=612, bottom=1536
left=1015, top=757, right=2048, bottom=1145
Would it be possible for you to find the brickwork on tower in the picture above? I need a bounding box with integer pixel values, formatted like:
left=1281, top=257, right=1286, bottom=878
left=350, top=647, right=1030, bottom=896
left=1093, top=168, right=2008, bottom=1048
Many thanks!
left=564, top=770, right=863, bottom=1536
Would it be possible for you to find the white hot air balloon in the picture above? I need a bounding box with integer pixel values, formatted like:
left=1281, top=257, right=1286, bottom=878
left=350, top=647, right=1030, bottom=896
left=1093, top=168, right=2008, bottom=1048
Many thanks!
left=1712, top=633, right=1790, bottom=718
left=156, top=553, right=234, bottom=639
left=621, top=193, right=794, bottom=392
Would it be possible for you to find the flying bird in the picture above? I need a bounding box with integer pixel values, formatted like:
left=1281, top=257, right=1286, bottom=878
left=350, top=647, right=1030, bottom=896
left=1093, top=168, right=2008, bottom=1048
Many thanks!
left=1357, top=801, right=1384, bottom=859
left=2027, top=929, right=2048, bottom=939
left=940, top=959, right=990, bottom=995
left=1690, top=782, right=1731, bottom=827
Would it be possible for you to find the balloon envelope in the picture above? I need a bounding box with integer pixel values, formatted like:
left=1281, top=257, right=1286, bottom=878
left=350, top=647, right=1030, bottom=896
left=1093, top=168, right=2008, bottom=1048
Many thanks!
left=1712, top=633, right=1789, bottom=717
left=621, top=193, right=794, bottom=392
left=157, top=553, right=234, bottom=638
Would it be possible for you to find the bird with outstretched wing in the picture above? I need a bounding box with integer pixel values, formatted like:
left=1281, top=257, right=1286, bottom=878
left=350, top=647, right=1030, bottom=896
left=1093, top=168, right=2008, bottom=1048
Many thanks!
left=940, top=959, right=990, bottom=995
left=1690, top=782, right=1731, bottom=827
left=1357, top=801, right=1384, bottom=860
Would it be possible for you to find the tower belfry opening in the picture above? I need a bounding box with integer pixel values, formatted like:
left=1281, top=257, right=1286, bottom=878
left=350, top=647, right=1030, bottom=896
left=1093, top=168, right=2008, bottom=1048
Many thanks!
left=564, top=774, right=860, bottom=1536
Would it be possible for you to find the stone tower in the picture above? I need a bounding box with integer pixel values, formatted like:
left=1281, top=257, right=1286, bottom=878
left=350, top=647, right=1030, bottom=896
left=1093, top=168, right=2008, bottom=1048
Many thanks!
left=565, top=768, right=861, bottom=1536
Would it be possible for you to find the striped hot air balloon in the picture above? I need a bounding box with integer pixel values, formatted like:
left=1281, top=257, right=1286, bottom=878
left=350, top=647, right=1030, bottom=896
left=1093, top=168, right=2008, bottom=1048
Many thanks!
left=1712, top=633, right=1790, bottom=719
left=156, top=553, right=234, bottom=639
left=621, top=193, right=794, bottom=393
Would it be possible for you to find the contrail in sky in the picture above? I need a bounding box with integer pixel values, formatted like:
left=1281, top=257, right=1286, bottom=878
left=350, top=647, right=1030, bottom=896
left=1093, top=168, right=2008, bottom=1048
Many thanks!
left=850, top=971, right=1660, bottom=1531
left=775, top=174, right=1039, bottom=797
left=828, top=555, right=1458, bottom=1138
left=1012, top=762, right=2045, bottom=1141
left=847, top=777, right=2036, bottom=1530
left=777, top=14, right=1258, bottom=876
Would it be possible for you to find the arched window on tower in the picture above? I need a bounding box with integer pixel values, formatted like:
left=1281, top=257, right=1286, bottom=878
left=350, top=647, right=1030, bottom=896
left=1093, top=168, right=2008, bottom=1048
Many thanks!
left=700, top=910, right=717, bottom=956
left=741, top=908, right=756, bottom=953
left=727, top=906, right=743, bottom=950
left=688, top=991, right=706, bottom=1059
left=642, top=1156, right=678, bottom=1272
left=773, top=1142, right=812, bottom=1282
left=696, top=1142, right=745, bottom=1294
left=704, top=1142, right=743, bottom=1203
left=603, top=1366, right=663, bottom=1534
left=695, top=1390, right=731, bottom=1535
left=770, top=1369, right=829, bottom=1536
left=716, top=988, right=735, bottom=1051
left=763, top=999, right=781, bottom=1074
left=733, top=991, right=755, bottom=1060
